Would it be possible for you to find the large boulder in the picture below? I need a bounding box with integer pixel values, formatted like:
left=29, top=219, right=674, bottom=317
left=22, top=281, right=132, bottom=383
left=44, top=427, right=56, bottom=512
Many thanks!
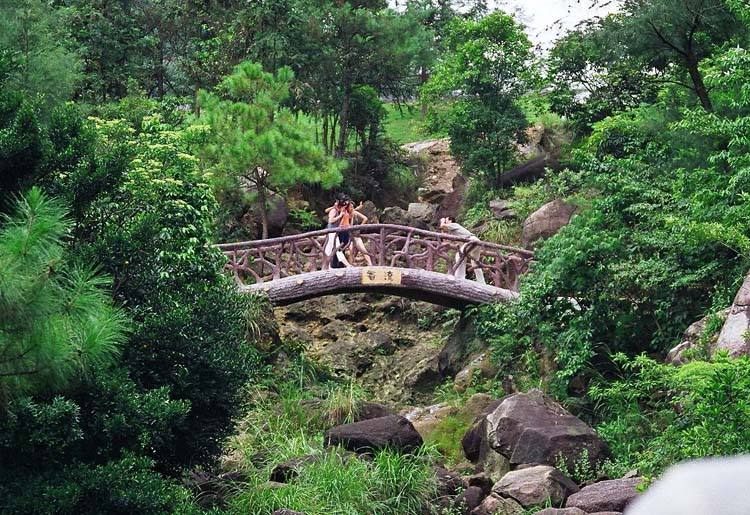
left=461, top=400, right=509, bottom=483
left=715, top=271, right=750, bottom=357
left=381, top=206, right=429, bottom=230
left=436, top=173, right=468, bottom=221
left=471, top=493, right=524, bottom=515
left=521, top=200, right=576, bottom=248
left=565, top=478, right=642, bottom=513
left=324, top=414, right=423, bottom=454
left=357, top=200, right=381, bottom=224
left=493, top=465, right=579, bottom=508
left=407, top=202, right=437, bottom=225
left=666, top=309, right=728, bottom=365
left=464, top=390, right=609, bottom=472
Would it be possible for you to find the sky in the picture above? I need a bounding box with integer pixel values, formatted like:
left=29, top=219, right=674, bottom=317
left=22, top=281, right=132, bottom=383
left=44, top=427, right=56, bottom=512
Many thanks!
left=493, top=0, right=621, bottom=48
left=390, top=0, right=622, bottom=49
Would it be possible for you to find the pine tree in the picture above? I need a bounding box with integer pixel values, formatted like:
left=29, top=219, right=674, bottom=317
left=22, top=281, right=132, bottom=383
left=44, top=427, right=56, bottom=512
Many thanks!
left=0, top=188, right=127, bottom=402
left=198, top=61, right=343, bottom=239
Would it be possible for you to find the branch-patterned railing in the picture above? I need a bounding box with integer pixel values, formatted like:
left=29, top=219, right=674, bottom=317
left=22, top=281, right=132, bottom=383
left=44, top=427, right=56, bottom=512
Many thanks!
left=216, top=224, right=534, bottom=291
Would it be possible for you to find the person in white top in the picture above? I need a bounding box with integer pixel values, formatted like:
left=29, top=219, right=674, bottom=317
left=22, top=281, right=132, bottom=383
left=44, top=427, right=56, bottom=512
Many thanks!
left=439, top=217, right=485, bottom=284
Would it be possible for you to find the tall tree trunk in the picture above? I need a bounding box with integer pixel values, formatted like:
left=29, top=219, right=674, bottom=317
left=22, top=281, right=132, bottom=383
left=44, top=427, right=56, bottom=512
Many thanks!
left=157, top=39, right=165, bottom=97
left=336, top=87, right=352, bottom=157
left=686, top=53, right=713, bottom=112
left=257, top=180, right=269, bottom=240
left=322, top=114, right=329, bottom=154
left=420, top=67, right=428, bottom=118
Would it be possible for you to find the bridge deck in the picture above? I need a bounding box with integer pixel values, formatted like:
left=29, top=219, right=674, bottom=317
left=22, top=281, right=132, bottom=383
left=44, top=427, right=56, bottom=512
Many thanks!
left=218, top=224, right=532, bottom=306
left=244, top=266, right=519, bottom=308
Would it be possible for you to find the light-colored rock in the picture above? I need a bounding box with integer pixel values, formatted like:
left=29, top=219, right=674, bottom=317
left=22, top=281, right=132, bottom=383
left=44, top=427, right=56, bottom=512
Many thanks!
left=357, top=200, right=380, bottom=224
left=534, top=509, right=586, bottom=515
left=565, top=478, right=641, bottom=513
left=493, top=465, right=579, bottom=507
left=716, top=272, right=750, bottom=357
left=407, top=202, right=437, bottom=224
left=471, top=493, right=524, bottom=515
left=454, top=353, right=498, bottom=393
left=666, top=309, right=728, bottom=365
left=401, top=403, right=458, bottom=437
left=626, top=455, right=750, bottom=515
left=521, top=200, right=577, bottom=248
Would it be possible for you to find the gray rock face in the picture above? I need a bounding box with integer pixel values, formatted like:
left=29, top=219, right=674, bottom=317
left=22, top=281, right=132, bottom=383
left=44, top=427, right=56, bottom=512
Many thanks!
left=716, top=271, right=750, bottom=357
left=324, top=415, right=423, bottom=454
left=381, top=206, right=429, bottom=230
left=565, top=478, right=642, bottom=513
left=454, top=486, right=487, bottom=515
left=493, top=465, right=579, bottom=507
left=666, top=309, right=728, bottom=365
left=489, top=200, right=518, bottom=220
left=241, top=193, right=289, bottom=238
left=533, top=509, right=586, bottom=515
left=471, top=493, right=524, bottom=515
left=482, top=390, right=609, bottom=470
left=461, top=399, right=509, bottom=482
left=521, top=199, right=576, bottom=248
left=407, top=202, right=437, bottom=224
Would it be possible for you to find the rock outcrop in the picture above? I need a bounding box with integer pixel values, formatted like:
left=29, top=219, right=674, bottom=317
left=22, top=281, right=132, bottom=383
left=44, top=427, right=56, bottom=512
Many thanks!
left=715, top=271, right=750, bottom=357
left=533, top=509, right=585, bottom=515
left=463, top=390, right=609, bottom=474
left=489, top=200, right=518, bottom=221
left=324, top=414, right=423, bottom=454
left=565, top=478, right=642, bottom=513
left=407, top=202, right=437, bottom=225
left=665, top=309, right=728, bottom=365
left=522, top=200, right=577, bottom=248
left=471, top=493, right=524, bottom=515
left=493, top=465, right=579, bottom=507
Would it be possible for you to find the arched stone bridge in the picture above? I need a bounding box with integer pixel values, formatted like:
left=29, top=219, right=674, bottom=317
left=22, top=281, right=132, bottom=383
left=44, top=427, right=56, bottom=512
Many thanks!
left=217, top=224, right=533, bottom=308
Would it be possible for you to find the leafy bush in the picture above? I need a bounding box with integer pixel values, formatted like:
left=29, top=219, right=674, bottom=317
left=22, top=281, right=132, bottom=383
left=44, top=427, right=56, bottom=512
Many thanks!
left=477, top=71, right=750, bottom=389
left=591, top=355, right=750, bottom=477
left=0, top=453, right=202, bottom=515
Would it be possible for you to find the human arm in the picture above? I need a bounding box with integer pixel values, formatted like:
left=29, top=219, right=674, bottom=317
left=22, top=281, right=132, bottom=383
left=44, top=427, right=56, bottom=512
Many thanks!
left=352, top=210, right=368, bottom=224
left=328, top=209, right=344, bottom=224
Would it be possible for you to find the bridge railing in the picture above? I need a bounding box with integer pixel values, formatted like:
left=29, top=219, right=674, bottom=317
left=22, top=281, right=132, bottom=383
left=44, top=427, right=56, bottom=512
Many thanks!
left=216, top=224, right=534, bottom=291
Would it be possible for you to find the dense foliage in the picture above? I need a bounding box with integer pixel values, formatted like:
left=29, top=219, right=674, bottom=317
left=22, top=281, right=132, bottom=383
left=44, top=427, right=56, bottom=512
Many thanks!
left=3, top=0, right=750, bottom=511
left=424, top=11, right=533, bottom=185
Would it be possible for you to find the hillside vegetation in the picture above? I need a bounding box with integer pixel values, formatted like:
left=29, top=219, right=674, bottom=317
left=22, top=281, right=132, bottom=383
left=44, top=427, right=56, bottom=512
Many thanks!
left=1, top=1, right=750, bottom=514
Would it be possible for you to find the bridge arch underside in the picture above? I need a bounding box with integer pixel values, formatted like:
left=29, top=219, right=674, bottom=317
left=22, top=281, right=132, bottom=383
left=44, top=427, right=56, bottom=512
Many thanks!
left=241, top=267, right=518, bottom=309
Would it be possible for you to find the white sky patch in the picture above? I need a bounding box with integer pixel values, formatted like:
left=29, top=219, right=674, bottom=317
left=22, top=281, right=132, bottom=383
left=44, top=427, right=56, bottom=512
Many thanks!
left=492, top=0, right=621, bottom=48
left=390, top=0, right=621, bottom=49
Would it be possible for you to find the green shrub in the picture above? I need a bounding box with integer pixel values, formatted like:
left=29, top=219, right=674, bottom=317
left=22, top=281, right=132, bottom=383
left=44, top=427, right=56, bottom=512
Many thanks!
left=591, top=355, right=750, bottom=477
left=0, top=454, right=202, bottom=515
